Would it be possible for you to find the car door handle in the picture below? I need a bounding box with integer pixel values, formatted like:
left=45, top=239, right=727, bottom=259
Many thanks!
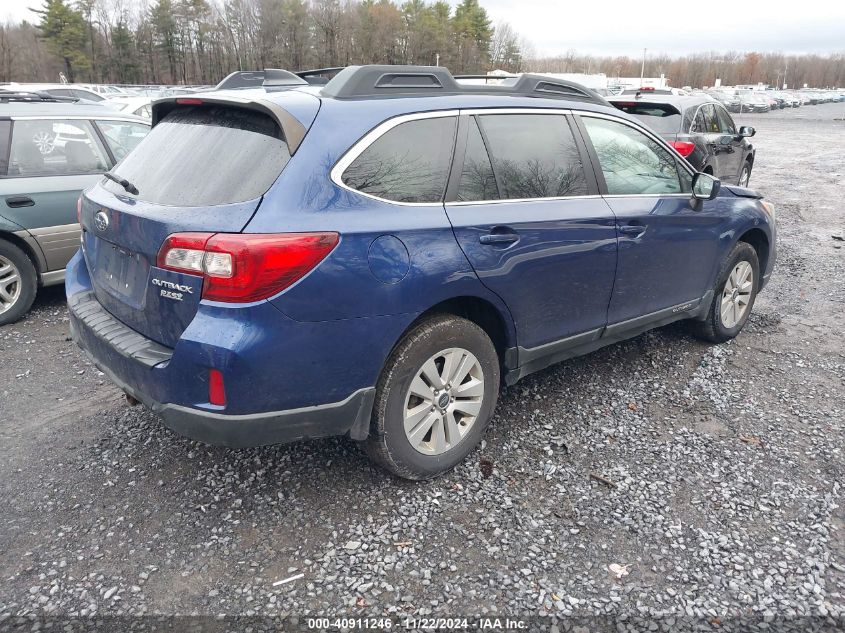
left=5, top=196, right=35, bottom=208
left=618, top=224, right=646, bottom=237
left=479, top=232, right=519, bottom=245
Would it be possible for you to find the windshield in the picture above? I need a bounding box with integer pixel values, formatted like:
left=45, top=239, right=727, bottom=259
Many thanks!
left=106, top=105, right=291, bottom=207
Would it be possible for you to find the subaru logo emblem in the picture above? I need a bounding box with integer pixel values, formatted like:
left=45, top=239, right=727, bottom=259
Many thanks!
left=94, top=211, right=109, bottom=232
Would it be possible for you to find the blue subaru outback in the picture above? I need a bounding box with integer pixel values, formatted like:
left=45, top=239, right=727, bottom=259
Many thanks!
left=68, top=66, right=776, bottom=479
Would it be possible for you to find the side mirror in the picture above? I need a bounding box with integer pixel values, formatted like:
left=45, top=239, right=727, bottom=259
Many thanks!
left=739, top=126, right=756, bottom=137
left=692, top=172, right=721, bottom=200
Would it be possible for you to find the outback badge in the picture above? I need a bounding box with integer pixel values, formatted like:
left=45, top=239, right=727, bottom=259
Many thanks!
left=152, top=278, right=194, bottom=302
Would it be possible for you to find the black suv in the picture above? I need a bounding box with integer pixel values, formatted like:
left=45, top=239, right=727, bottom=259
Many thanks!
left=609, top=95, right=756, bottom=187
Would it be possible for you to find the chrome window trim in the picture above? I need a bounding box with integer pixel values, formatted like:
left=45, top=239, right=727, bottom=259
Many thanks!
left=331, top=106, right=699, bottom=208
left=447, top=194, right=602, bottom=207
left=576, top=110, right=697, bottom=178
left=602, top=193, right=693, bottom=199
left=330, top=109, right=460, bottom=208
left=688, top=104, right=706, bottom=133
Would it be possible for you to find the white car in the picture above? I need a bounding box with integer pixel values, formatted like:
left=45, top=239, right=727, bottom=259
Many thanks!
left=4, top=83, right=108, bottom=104
left=79, top=84, right=134, bottom=97
left=104, top=96, right=153, bottom=119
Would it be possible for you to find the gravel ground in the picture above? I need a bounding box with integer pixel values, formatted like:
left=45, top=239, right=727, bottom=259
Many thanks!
left=0, top=103, right=843, bottom=632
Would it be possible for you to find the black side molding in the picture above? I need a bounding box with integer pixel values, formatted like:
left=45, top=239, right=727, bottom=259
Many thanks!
left=504, top=293, right=712, bottom=385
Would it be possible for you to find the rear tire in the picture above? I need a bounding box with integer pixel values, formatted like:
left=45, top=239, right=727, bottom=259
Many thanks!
left=0, top=240, right=37, bottom=326
left=365, top=314, right=500, bottom=480
left=690, top=242, right=759, bottom=344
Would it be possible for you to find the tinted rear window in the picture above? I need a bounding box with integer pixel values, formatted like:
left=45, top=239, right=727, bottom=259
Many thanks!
left=611, top=103, right=682, bottom=134
left=106, top=105, right=290, bottom=206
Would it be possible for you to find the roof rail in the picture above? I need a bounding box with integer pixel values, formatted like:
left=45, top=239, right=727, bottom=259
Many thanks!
left=320, top=65, right=609, bottom=105
left=0, top=89, right=79, bottom=103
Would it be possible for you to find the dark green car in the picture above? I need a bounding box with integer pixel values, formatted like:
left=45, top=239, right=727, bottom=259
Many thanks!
left=0, top=99, right=149, bottom=324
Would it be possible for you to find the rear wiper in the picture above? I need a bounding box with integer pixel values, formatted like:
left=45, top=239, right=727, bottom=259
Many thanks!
left=103, top=171, right=139, bottom=195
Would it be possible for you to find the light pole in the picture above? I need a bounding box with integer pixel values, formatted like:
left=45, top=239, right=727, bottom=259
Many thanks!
left=640, top=48, right=647, bottom=84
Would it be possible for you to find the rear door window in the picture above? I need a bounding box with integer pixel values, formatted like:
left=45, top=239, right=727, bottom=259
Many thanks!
left=456, top=117, right=499, bottom=202
left=475, top=113, right=588, bottom=199
left=105, top=105, right=290, bottom=206
left=341, top=116, right=456, bottom=203
left=7, top=119, right=110, bottom=177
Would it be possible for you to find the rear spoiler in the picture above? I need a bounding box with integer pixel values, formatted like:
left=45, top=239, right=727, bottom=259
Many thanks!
left=150, top=95, right=307, bottom=155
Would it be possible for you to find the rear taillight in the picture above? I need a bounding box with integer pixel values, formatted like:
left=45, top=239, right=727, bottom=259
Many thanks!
left=157, top=232, right=339, bottom=303
left=670, top=141, right=696, bottom=157
left=176, top=98, right=203, bottom=105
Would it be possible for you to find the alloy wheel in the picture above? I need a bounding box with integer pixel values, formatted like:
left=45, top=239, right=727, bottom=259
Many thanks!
left=740, top=166, right=750, bottom=187
left=0, top=255, right=22, bottom=315
left=32, top=130, right=55, bottom=155
left=403, top=347, right=485, bottom=456
left=720, top=260, right=754, bottom=329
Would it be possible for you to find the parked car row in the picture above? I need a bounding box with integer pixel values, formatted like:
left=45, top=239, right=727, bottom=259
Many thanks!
left=705, top=87, right=844, bottom=112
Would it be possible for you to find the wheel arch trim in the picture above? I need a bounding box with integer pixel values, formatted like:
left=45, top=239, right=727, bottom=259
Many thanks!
left=1, top=230, right=47, bottom=274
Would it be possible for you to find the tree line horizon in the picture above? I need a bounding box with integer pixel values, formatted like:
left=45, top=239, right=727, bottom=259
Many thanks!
left=0, top=0, right=843, bottom=89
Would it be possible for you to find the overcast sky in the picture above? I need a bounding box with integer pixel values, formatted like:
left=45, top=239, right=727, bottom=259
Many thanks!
left=2, top=0, right=844, bottom=57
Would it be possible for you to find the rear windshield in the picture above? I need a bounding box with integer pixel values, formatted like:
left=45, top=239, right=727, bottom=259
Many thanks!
left=105, top=105, right=290, bottom=206
left=610, top=103, right=682, bottom=135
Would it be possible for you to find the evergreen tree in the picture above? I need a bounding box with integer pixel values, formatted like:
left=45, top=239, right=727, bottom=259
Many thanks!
left=32, top=0, right=90, bottom=82
left=451, top=0, right=492, bottom=73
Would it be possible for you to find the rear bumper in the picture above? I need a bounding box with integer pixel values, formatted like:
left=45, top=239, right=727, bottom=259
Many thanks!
left=66, top=250, right=380, bottom=447
left=69, top=302, right=375, bottom=447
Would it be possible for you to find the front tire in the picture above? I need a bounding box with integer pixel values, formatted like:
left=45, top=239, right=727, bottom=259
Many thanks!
left=738, top=161, right=752, bottom=187
left=365, top=314, right=500, bottom=480
left=691, top=242, right=759, bottom=344
left=0, top=240, right=37, bottom=326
